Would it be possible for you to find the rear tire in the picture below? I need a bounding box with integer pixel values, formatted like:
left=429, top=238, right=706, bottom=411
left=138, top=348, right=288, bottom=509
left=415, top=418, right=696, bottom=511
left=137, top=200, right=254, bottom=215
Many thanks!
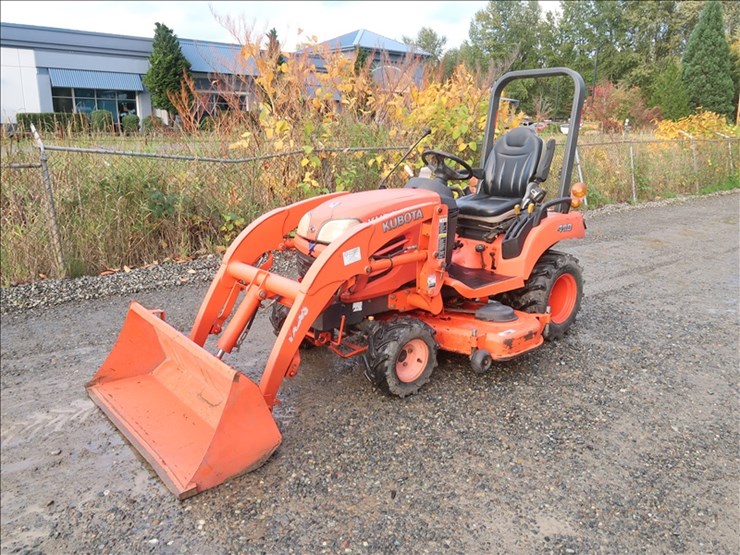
left=365, top=318, right=438, bottom=398
left=502, top=251, right=583, bottom=340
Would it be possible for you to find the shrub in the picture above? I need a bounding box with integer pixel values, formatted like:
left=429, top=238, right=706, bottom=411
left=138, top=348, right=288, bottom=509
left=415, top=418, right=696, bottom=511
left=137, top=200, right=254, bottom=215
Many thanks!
left=91, top=110, right=114, bottom=132
left=654, top=111, right=739, bottom=139
left=142, top=115, right=163, bottom=131
left=584, top=81, right=661, bottom=133
left=16, top=112, right=88, bottom=133
left=121, top=114, right=140, bottom=134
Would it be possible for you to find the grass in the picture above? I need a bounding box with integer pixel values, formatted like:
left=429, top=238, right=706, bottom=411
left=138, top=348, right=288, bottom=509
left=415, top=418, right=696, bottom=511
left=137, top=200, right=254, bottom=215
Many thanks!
left=699, top=172, right=740, bottom=195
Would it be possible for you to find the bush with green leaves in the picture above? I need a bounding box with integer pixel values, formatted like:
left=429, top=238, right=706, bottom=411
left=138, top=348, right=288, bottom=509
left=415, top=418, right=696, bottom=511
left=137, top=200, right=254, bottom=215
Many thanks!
left=91, top=110, right=114, bottom=132
left=142, top=115, right=163, bottom=131
left=122, top=114, right=140, bottom=133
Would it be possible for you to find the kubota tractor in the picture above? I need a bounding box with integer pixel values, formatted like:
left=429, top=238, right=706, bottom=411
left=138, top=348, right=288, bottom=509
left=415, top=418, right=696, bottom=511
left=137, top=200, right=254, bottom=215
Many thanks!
left=87, top=68, right=589, bottom=498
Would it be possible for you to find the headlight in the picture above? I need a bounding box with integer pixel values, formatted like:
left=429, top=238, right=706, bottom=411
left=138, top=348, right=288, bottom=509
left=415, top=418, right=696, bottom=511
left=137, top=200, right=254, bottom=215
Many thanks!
left=296, top=212, right=312, bottom=237
left=317, top=218, right=360, bottom=243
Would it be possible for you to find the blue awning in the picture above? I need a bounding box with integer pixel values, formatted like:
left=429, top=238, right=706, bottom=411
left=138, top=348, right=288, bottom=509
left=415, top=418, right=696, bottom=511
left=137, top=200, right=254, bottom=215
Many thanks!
left=48, top=68, right=144, bottom=91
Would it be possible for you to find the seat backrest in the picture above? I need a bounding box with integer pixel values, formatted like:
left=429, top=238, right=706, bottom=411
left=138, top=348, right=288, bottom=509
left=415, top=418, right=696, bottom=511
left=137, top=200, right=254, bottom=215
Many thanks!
left=479, top=127, right=543, bottom=198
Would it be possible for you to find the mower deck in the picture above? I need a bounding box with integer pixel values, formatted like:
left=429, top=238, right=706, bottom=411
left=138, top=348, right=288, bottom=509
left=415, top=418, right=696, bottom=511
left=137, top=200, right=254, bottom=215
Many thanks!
left=412, top=308, right=546, bottom=360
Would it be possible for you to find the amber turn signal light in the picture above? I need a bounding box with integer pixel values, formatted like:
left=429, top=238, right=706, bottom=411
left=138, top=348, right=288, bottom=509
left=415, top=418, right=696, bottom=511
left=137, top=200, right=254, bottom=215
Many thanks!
left=570, top=182, right=587, bottom=198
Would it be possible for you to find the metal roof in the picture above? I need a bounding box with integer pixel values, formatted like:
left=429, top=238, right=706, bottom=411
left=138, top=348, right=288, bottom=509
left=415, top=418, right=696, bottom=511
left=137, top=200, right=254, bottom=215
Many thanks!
left=317, top=29, right=431, bottom=57
left=48, top=68, right=144, bottom=91
left=179, top=40, right=256, bottom=75
left=0, top=22, right=152, bottom=58
left=0, top=22, right=257, bottom=76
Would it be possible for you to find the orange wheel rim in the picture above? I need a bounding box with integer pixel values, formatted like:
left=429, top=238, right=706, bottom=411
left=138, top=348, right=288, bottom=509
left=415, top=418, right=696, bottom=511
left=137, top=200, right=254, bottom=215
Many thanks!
left=549, top=273, right=577, bottom=324
left=396, top=339, right=429, bottom=383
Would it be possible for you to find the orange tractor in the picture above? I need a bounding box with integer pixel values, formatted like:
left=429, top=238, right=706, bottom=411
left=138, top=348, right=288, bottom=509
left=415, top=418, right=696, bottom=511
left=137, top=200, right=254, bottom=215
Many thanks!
left=88, top=68, right=588, bottom=498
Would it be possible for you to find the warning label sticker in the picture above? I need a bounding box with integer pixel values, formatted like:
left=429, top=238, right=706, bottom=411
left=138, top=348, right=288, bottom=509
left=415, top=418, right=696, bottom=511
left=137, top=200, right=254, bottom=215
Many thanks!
left=343, top=247, right=361, bottom=266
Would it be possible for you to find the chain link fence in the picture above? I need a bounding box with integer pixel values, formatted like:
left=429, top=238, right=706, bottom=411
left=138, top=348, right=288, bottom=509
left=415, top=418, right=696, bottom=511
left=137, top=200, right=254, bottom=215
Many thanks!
left=1, top=129, right=737, bottom=286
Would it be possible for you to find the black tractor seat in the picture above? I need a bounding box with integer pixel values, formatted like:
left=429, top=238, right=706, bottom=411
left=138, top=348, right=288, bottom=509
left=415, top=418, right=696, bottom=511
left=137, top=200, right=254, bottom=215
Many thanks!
left=457, top=127, right=555, bottom=239
left=455, top=195, right=520, bottom=221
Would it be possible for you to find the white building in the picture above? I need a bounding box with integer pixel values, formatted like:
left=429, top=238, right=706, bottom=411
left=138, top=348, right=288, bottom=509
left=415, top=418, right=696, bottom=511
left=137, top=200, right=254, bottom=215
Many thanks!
left=0, top=22, right=251, bottom=125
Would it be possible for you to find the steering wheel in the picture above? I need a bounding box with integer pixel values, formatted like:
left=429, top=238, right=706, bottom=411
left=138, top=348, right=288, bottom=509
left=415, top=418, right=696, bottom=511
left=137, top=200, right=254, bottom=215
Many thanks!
left=421, top=149, right=473, bottom=198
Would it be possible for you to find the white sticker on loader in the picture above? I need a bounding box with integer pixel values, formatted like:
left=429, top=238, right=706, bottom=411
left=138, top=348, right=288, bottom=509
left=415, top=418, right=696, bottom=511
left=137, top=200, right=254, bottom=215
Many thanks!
left=288, top=307, right=309, bottom=343
left=343, top=247, right=361, bottom=266
left=352, top=302, right=363, bottom=312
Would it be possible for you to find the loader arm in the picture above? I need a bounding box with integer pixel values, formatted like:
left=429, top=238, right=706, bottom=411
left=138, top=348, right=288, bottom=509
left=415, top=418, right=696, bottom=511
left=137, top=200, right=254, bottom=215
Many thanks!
left=190, top=192, right=349, bottom=346
left=211, top=199, right=446, bottom=408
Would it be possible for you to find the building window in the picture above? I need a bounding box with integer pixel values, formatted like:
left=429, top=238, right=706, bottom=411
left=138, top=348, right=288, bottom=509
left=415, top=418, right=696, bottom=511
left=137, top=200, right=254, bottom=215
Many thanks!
left=51, top=87, right=137, bottom=123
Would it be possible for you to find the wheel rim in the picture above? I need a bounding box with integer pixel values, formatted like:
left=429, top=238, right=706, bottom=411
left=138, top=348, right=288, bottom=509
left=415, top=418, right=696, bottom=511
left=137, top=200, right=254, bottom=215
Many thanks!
left=549, top=273, right=578, bottom=324
left=396, top=339, right=429, bottom=383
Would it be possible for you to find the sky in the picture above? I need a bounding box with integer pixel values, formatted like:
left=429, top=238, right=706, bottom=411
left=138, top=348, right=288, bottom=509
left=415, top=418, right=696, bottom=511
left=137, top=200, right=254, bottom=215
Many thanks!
left=0, top=1, right=561, bottom=52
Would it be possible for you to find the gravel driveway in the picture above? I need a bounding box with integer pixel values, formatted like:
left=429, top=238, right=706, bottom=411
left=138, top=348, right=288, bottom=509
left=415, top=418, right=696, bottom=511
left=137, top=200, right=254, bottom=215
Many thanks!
left=1, top=192, right=738, bottom=554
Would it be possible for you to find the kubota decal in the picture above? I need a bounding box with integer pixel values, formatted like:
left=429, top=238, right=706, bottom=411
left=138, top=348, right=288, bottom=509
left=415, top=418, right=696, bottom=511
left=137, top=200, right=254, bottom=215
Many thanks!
left=288, top=307, right=309, bottom=343
left=382, top=209, right=423, bottom=232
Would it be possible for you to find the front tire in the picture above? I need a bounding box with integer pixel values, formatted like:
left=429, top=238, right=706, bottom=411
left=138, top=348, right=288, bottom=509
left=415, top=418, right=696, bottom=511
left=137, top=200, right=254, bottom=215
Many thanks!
left=503, top=251, right=583, bottom=340
left=365, top=318, right=438, bottom=397
left=269, top=303, right=314, bottom=348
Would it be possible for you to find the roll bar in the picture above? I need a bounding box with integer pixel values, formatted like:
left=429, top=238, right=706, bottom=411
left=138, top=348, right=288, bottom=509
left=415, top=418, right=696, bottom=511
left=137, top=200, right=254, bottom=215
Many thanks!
left=481, top=67, right=586, bottom=212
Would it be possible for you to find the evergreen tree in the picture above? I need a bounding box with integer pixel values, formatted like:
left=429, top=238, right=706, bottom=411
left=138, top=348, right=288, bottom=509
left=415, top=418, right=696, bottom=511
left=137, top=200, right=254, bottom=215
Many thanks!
left=266, top=28, right=287, bottom=66
left=681, top=1, right=735, bottom=118
left=143, top=23, right=192, bottom=118
left=648, top=58, right=691, bottom=120
left=354, top=47, right=369, bottom=75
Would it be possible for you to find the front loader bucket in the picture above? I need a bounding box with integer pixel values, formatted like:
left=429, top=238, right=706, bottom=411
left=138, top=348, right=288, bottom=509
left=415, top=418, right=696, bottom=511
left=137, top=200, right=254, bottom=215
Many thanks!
left=86, top=302, right=281, bottom=499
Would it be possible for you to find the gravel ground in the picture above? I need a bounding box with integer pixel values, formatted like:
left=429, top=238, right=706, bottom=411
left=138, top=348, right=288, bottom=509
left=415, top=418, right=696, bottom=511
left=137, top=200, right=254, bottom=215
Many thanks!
left=1, top=191, right=738, bottom=554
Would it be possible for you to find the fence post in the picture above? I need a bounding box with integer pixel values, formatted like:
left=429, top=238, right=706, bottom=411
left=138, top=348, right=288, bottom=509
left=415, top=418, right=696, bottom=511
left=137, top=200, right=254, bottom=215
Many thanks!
left=30, top=123, right=65, bottom=277
left=628, top=140, right=637, bottom=203
left=573, top=146, right=588, bottom=208
left=678, top=130, right=699, bottom=193
left=715, top=132, right=734, bottom=174
left=574, top=146, right=584, bottom=183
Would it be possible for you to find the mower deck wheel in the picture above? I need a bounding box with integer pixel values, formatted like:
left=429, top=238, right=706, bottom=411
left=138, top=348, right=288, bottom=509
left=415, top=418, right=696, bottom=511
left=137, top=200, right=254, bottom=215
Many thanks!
left=470, top=349, right=494, bottom=374
left=365, top=318, right=438, bottom=397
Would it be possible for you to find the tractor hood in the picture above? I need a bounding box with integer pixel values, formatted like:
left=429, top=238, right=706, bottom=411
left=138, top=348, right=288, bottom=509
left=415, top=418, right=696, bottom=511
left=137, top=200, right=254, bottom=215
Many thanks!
left=297, top=188, right=441, bottom=244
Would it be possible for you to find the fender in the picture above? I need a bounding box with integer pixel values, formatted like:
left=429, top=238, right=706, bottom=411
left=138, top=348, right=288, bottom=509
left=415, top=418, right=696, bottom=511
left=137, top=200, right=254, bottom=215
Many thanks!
left=494, top=211, right=585, bottom=278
